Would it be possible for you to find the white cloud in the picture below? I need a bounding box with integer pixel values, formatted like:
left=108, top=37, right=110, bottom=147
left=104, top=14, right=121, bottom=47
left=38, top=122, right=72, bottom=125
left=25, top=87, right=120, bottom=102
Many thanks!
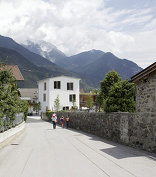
left=0, top=0, right=155, bottom=68
left=117, top=30, right=156, bottom=68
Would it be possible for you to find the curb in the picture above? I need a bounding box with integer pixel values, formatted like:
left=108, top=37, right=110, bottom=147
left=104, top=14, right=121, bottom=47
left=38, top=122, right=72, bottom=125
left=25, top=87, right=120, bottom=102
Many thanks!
left=0, top=122, right=25, bottom=149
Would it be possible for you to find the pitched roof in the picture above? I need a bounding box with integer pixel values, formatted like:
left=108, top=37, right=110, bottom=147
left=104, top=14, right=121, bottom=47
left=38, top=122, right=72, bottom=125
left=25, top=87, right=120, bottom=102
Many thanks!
left=2, top=65, right=24, bottom=81
left=131, top=62, right=156, bottom=83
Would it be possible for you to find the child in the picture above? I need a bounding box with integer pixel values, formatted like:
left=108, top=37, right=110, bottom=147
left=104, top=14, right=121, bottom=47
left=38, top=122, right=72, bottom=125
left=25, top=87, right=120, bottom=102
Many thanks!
left=60, top=116, right=64, bottom=128
left=65, top=116, right=70, bottom=128
left=52, top=112, right=57, bottom=129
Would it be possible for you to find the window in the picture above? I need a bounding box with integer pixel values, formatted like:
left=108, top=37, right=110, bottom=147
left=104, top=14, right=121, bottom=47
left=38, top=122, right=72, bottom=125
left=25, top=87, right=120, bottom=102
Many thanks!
left=43, top=93, right=46, bottom=102
left=44, top=82, right=46, bottom=90
left=54, top=81, right=61, bottom=89
left=69, top=94, right=76, bottom=102
left=67, top=82, right=73, bottom=90
left=63, top=106, right=69, bottom=110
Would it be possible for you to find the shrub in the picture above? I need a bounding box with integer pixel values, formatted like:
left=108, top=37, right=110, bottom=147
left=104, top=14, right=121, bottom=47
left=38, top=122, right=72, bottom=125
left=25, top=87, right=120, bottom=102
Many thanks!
left=20, top=100, right=29, bottom=121
left=46, top=110, right=52, bottom=120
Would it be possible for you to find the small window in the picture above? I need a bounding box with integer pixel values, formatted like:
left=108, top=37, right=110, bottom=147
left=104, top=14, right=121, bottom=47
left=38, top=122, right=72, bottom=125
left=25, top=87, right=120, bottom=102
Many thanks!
left=43, top=93, right=46, bottom=102
left=67, top=82, right=73, bottom=90
left=54, top=81, right=61, bottom=89
left=63, top=106, right=69, bottom=110
left=69, top=94, right=76, bottom=102
left=44, top=82, right=46, bottom=90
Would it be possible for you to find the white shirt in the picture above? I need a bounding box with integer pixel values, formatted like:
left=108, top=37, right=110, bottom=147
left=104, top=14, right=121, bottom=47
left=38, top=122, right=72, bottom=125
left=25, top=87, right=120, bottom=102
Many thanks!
left=52, top=114, right=57, bottom=121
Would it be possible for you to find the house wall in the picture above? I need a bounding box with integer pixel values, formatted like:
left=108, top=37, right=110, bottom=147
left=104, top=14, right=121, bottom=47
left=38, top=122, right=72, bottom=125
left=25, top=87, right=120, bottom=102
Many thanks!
left=80, top=94, right=96, bottom=107
left=38, top=76, right=80, bottom=112
left=38, top=79, right=50, bottom=112
left=49, top=77, right=80, bottom=110
left=136, top=71, right=156, bottom=114
left=19, top=88, right=38, bottom=101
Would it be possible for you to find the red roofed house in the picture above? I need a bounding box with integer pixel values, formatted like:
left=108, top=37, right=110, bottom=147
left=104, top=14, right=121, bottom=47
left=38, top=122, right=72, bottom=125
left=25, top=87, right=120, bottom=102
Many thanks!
left=3, top=65, right=24, bottom=81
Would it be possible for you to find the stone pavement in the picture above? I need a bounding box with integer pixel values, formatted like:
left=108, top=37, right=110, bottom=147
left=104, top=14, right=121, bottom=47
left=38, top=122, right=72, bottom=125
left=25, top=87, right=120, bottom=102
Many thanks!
left=0, top=116, right=155, bottom=177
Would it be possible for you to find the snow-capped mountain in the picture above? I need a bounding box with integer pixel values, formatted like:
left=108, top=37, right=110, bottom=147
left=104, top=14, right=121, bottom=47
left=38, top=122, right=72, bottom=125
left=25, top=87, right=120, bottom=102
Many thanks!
left=22, top=40, right=66, bottom=63
left=21, top=39, right=142, bottom=89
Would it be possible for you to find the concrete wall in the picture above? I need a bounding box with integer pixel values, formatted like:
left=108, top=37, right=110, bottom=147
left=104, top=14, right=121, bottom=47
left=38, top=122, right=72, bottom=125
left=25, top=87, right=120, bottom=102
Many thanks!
left=41, top=112, right=50, bottom=121
left=56, top=112, right=156, bottom=153
left=0, top=122, right=25, bottom=148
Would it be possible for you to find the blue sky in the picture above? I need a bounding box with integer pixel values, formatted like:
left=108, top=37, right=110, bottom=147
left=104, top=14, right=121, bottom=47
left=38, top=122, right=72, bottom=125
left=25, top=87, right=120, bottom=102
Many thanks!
left=0, top=0, right=155, bottom=68
left=106, top=0, right=156, bottom=31
left=106, top=0, right=156, bottom=10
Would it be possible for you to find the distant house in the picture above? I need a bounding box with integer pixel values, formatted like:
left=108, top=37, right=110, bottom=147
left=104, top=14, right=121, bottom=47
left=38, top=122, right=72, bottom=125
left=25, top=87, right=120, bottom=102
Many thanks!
left=38, top=76, right=80, bottom=112
left=131, top=62, right=156, bottom=114
left=18, top=88, right=38, bottom=102
left=3, top=65, right=24, bottom=81
left=18, top=88, right=38, bottom=114
left=80, top=93, right=96, bottom=108
left=1, top=65, right=24, bottom=94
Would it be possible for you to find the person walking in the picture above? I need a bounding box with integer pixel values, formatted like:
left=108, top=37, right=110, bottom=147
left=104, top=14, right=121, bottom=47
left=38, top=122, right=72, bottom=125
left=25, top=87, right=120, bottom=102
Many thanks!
left=51, top=112, right=57, bottom=129
left=65, top=116, right=70, bottom=128
left=60, top=116, right=64, bottom=128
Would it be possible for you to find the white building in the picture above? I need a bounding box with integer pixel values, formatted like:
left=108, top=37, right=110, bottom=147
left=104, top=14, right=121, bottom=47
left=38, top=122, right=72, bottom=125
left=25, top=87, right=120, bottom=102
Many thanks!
left=38, top=76, right=80, bottom=112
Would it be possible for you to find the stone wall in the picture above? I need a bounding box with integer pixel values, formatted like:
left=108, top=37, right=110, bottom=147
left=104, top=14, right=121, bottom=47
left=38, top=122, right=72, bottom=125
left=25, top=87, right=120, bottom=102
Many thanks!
left=133, top=71, right=156, bottom=152
left=136, top=71, right=156, bottom=113
left=56, top=112, right=156, bottom=153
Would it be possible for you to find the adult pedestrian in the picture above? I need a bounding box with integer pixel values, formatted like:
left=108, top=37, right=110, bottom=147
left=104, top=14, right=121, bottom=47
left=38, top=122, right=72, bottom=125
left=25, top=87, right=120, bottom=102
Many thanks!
left=60, top=116, right=64, bottom=128
left=51, top=112, right=57, bottom=129
left=65, top=116, right=70, bottom=128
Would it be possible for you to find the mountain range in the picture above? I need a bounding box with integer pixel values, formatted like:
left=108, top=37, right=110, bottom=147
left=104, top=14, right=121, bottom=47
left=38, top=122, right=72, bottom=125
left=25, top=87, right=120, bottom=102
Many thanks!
left=0, top=35, right=78, bottom=88
left=0, top=35, right=142, bottom=90
left=22, top=40, right=66, bottom=63
left=23, top=41, right=142, bottom=87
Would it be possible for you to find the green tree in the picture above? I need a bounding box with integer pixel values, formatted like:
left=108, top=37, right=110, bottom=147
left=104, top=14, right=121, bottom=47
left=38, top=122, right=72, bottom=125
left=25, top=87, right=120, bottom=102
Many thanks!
left=91, top=89, right=99, bottom=112
left=86, top=94, right=93, bottom=110
left=0, top=64, right=19, bottom=119
left=33, top=101, right=41, bottom=115
left=104, top=79, right=136, bottom=113
left=96, top=92, right=103, bottom=112
left=20, top=100, right=29, bottom=121
left=71, top=98, right=77, bottom=111
left=0, top=61, right=28, bottom=121
left=54, top=95, right=60, bottom=112
left=100, top=70, right=121, bottom=100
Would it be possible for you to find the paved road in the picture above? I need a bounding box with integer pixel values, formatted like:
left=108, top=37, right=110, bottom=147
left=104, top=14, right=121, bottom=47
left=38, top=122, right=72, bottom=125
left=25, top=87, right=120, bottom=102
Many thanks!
left=0, top=116, right=156, bottom=177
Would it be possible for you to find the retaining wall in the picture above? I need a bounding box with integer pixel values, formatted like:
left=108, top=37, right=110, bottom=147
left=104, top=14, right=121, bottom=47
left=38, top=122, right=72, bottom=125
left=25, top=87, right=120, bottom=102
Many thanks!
left=55, top=112, right=156, bottom=153
left=0, top=121, right=25, bottom=148
left=0, top=113, right=24, bottom=132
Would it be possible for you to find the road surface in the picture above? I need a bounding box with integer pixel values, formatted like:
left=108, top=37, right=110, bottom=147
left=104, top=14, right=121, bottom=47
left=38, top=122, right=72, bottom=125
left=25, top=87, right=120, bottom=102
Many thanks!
left=0, top=116, right=156, bottom=177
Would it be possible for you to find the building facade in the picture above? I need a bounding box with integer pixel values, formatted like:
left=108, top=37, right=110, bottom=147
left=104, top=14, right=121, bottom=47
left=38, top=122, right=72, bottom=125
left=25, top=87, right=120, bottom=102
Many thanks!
left=38, top=76, right=80, bottom=112
left=80, top=93, right=96, bottom=108
left=18, top=88, right=38, bottom=114
left=131, top=62, right=156, bottom=114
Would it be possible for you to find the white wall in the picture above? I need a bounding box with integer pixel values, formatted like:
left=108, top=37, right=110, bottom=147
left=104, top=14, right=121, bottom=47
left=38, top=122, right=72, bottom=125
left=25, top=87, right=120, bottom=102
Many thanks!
left=38, top=76, right=80, bottom=112
left=38, top=79, right=50, bottom=112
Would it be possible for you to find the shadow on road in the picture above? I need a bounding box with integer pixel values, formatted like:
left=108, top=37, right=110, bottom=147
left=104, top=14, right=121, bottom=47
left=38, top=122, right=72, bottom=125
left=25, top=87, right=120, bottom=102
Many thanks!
left=28, top=118, right=156, bottom=161
left=60, top=127, right=156, bottom=160
left=100, top=146, right=156, bottom=160
left=88, top=135, right=156, bottom=160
